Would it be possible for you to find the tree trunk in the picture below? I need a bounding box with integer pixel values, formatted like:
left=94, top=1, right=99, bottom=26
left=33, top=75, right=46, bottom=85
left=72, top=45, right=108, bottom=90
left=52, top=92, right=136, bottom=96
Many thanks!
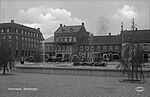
left=131, top=62, right=134, bottom=80
left=3, top=65, right=6, bottom=75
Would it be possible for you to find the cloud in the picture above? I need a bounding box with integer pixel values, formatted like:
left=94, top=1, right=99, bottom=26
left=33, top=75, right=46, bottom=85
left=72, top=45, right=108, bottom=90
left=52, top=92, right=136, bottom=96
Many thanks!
left=113, top=5, right=138, bottom=19
left=15, top=6, right=83, bottom=39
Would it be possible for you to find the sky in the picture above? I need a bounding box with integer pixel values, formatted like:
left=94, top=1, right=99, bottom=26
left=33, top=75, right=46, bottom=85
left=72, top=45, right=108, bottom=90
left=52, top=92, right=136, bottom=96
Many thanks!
left=0, top=0, right=150, bottom=39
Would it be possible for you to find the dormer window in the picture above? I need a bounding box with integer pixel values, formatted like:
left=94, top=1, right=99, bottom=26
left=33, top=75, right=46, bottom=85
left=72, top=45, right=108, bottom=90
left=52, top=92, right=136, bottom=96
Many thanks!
left=61, top=29, right=65, bottom=32
left=70, top=28, right=73, bottom=31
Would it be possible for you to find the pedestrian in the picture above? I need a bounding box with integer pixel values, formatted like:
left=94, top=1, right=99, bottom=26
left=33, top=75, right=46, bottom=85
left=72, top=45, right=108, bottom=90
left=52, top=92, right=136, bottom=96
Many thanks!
left=20, top=57, right=24, bottom=65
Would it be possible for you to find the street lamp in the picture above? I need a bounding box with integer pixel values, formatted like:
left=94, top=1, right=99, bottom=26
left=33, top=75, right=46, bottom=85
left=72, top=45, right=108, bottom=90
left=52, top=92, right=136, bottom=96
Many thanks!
left=42, top=41, right=45, bottom=66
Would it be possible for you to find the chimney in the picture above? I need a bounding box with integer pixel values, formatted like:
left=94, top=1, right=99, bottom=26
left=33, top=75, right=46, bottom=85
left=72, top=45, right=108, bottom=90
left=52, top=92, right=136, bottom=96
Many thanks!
left=109, top=33, right=111, bottom=36
left=37, top=28, right=40, bottom=31
left=11, top=20, right=14, bottom=23
left=60, top=24, right=62, bottom=27
left=121, top=22, right=123, bottom=31
left=82, top=22, right=84, bottom=26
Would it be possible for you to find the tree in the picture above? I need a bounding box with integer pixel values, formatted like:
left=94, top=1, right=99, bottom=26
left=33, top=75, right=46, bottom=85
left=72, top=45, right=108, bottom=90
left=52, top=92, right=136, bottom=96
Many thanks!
left=0, top=42, right=14, bottom=75
left=33, top=53, right=42, bottom=63
left=117, top=43, right=145, bottom=82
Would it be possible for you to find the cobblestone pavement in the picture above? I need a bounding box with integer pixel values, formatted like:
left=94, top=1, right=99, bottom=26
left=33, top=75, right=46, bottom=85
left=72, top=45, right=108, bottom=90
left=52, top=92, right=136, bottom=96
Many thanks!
left=0, top=72, right=150, bottom=97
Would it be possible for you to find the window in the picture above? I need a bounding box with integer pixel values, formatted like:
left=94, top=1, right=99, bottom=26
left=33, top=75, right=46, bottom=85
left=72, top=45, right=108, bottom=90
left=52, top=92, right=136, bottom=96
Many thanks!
left=28, top=38, right=30, bottom=41
left=28, top=32, right=30, bottom=36
left=59, top=37, right=63, bottom=42
left=31, top=44, right=33, bottom=48
left=102, top=46, right=107, bottom=51
left=21, top=30, right=24, bottom=34
left=66, top=46, right=70, bottom=51
left=85, top=46, right=89, bottom=51
left=97, top=46, right=101, bottom=51
left=22, top=43, right=24, bottom=48
left=68, top=36, right=72, bottom=42
left=3, top=35, right=6, bottom=39
left=22, top=37, right=24, bottom=40
left=91, top=46, right=94, bottom=51
left=25, top=31, right=27, bottom=35
left=7, top=28, right=10, bottom=32
left=80, top=46, right=84, bottom=51
left=8, top=35, right=11, bottom=39
left=16, top=36, right=19, bottom=40
left=28, top=43, right=30, bottom=48
left=115, top=46, right=119, bottom=51
left=49, top=46, right=53, bottom=51
left=73, top=37, right=76, bottom=42
left=45, top=45, right=48, bottom=51
left=1, top=29, right=4, bottom=33
left=108, top=46, right=113, bottom=51
left=65, top=37, right=67, bottom=42
left=16, top=42, right=19, bottom=49
left=16, top=29, right=18, bottom=33
left=56, top=38, right=59, bottom=42
left=58, top=46, right=61, bottom=51
left=25, top=37, right=27, bottom=41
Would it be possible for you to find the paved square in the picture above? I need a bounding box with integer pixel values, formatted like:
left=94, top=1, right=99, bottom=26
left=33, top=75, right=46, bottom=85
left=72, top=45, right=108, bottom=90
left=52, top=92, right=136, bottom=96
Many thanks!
left=0, top=72, right=150, bottom=97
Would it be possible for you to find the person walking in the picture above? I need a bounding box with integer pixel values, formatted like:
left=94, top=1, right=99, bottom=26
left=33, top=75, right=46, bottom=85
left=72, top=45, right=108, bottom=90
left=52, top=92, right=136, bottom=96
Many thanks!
left=20, top=57, right=24, bottom=65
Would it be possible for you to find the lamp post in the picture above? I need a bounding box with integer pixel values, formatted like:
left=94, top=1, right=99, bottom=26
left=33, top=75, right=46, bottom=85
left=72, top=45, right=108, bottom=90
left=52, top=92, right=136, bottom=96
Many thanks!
left=42, top=41, right=45, bottom=66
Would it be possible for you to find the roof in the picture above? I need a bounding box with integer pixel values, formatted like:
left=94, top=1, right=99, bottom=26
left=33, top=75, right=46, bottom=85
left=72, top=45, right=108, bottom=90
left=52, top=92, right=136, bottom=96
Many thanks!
left=0, top=20, right=42, bottom=35
left=122, top=29, right=150, bottom=35
left=54, top=25, right=83, bottom=34
left=93, top=35, right=122, bottom=44
left=122, top=29, right=150, bottom=43
left=40, top=36, right=54, bottom=43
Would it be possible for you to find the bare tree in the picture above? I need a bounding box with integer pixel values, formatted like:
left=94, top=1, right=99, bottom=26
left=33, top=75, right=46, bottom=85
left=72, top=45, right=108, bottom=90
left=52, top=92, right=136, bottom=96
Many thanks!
left=0, top=42, right=14, bottom=75
left=117, top=43, right=145, bottom=82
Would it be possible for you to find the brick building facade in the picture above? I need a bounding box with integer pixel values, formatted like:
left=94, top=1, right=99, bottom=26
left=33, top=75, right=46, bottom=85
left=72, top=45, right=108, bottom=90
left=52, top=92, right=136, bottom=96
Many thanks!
left=54, top=23, right=89, bottom=61
left=121, top=29, right=150, bottom=62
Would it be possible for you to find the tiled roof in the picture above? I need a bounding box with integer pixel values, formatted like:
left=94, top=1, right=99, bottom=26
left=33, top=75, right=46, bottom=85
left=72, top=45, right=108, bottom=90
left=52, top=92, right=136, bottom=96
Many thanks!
left=122, top=29, right=150, bottom=35
left=122, top=29, right=150, bottom=43
left=40, top=36, right=54, bottom=43
left=0, top=21, right=42, bottom=35
left=93, top=35, right=122, bottom=44
left=54, top=25, right=83, bottom=33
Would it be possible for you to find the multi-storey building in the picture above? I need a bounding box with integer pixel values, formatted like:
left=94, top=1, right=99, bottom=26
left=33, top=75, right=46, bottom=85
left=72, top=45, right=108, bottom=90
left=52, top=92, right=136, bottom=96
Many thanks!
left=121, top=29, right=150, bottom=62
left=0, top=20, right=44, bottom=60
left=43, top=23, right=150, bottom=62
left=78, top=33, right=122, bottom=61
left=54, top=23, right=89, bottom=61
left=39, top=36, right=54, bottom=59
